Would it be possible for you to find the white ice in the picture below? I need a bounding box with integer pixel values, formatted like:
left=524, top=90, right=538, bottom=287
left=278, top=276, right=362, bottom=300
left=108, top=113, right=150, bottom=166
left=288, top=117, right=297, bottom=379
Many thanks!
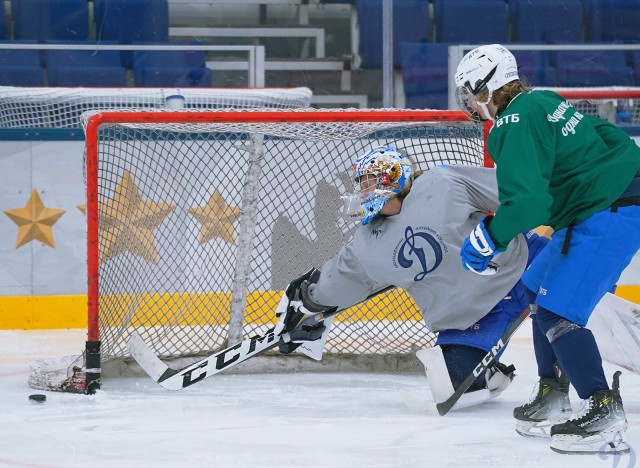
left=0, top=325, right=639, bottom=468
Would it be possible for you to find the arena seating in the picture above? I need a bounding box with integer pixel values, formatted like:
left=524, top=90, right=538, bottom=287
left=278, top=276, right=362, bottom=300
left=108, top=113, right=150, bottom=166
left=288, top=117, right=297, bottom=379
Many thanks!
left=94, top=0, right=169, bottom=44
left=511, top=50, right=557, bottom=87
left=0, top=0, right=636, bottom=106
left=509, top=0, right=583, bottom=43
left=95, top=0, right=169, bottom=69
left=589, top=0, right=640, bottom=42
left=629, top=51, right=640, bottom=85
left=0, top=3, right=5, bottom=40
left=432, top=0, right=508, bottom=44
left=45, top=46, right=127, bottom=87
left=13, top=0, right=89, bottom=42
left=0, top=47, right=44, bottom=86
left=132, top=46, right=212, bottom=88
left=400, top=42, right=448, bottom=109
left=555, top=50, right=635, bottom=87
left=355, top=0, right=429, bottom=69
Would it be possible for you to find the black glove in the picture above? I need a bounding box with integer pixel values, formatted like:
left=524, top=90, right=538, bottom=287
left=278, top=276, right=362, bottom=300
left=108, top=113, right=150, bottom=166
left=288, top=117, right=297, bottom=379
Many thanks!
left=273, top=268, right=334, bottom=336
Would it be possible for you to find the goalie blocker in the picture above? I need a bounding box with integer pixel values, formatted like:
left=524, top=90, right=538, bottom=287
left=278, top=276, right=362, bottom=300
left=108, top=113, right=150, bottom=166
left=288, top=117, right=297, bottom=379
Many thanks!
left=273, top=268, right=337, bottom=359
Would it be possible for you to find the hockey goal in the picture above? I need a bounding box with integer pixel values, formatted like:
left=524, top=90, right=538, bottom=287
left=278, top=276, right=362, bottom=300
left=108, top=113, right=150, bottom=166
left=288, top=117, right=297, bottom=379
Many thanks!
left=0, top=86, right=312, bottom=128
left=31, top=108, right=490, bottom=393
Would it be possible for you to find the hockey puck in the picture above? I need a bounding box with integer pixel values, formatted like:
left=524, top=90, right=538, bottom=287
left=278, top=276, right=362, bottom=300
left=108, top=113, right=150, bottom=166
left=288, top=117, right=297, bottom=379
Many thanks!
left=28, top=394, right=46, bottom=403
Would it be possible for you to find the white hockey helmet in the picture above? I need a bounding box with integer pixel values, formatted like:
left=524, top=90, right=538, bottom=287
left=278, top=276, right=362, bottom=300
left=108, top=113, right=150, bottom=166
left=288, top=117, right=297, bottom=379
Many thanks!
left=454, top=44, right=519, bottom=119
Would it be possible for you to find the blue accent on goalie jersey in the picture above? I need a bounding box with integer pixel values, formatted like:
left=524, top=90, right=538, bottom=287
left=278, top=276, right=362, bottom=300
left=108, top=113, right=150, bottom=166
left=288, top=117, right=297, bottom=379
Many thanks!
left=436, top=281, right=526, bottom=353
left=436, top=230, right=547, bottom=353
left=396, top=226, right=443, bottom=281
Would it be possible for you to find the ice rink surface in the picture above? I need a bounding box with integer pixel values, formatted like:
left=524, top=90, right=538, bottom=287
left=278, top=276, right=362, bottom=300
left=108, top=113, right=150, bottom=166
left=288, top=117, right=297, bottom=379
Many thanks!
left=0, top=324, right=638, bottom=468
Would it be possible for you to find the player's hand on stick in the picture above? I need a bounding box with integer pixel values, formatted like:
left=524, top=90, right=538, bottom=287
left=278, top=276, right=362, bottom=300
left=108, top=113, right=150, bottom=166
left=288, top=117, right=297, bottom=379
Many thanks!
left=273, top=268, right=334, bottom=336
left=278, top=315, right=330, bottom=354
left=460, top=216, right=501, bottom=274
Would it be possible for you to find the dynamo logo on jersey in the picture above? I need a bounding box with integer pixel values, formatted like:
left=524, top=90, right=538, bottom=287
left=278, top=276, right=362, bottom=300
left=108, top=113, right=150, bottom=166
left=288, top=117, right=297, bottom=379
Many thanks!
left=394, top=226, right=444, bottom=281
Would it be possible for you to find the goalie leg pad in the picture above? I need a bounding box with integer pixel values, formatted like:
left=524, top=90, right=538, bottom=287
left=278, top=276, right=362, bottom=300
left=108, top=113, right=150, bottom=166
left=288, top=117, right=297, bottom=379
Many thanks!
left=453, top=388, right=492, bottom=410
left=416, top=346, right=454, bottom=404
left=417, top=346, right=492, bottom=410
left=417, top=346, right=514, bottom=410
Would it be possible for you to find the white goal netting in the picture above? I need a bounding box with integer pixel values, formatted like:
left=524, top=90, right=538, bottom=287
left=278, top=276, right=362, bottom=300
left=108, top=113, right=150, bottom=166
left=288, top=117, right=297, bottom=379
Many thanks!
left=0, top=86, right=312, bottom=128
left=31, top=108, right=488, bottom=393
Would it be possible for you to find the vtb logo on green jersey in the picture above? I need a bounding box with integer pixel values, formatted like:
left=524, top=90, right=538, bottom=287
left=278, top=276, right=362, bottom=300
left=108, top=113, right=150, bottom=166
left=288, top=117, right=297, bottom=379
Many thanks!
left=495, top=114, right=520, bottom=128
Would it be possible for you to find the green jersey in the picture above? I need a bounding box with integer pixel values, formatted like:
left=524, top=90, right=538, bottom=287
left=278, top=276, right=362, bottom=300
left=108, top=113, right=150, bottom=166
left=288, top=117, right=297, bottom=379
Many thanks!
left=486, top=89, right=640, bottom=250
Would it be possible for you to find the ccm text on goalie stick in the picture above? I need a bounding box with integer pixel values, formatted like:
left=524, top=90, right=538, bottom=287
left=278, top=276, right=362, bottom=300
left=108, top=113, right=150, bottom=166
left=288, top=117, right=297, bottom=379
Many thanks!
left=127, top=285, right=396, bottom=391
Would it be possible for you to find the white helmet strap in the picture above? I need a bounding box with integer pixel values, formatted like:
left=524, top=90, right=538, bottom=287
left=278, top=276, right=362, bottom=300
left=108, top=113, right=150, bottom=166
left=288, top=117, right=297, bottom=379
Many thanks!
left=477, top=101, right=494, bottom=122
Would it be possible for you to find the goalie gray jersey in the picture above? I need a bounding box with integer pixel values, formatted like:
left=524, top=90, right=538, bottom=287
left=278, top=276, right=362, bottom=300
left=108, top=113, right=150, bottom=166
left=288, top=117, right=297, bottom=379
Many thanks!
left=310, top=165, right=528, bottom=332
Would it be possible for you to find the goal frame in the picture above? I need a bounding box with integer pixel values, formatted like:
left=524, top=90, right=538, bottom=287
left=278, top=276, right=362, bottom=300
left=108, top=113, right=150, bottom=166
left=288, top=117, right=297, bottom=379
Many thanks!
left=82, top=109, right=491, bottom=394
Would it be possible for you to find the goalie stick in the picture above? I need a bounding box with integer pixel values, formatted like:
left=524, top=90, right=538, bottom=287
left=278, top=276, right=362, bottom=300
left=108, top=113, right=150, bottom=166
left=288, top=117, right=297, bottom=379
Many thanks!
left=435, top=307, right=530, bottom=416
left=127, top=285, right=395, bottom=391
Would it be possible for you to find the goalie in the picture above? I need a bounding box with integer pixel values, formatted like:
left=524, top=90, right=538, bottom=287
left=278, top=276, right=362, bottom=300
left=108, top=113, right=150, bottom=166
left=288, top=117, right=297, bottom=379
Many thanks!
left=274, top=146, right=548, bottom=411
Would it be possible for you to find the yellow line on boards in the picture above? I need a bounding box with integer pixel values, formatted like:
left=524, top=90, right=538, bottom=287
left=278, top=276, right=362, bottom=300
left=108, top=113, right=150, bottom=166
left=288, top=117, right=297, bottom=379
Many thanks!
left=0, top=287, right=638, bottom=330
left=0, top=295, right=87, bottom=329
left=614, top=285, right=640, bottom=305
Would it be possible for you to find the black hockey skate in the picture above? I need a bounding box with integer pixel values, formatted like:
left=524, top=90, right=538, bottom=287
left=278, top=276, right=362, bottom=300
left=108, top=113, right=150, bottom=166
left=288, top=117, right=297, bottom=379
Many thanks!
left=549, top=371, right=630, bottom=455
left=513, top=363, right=572, bottom=439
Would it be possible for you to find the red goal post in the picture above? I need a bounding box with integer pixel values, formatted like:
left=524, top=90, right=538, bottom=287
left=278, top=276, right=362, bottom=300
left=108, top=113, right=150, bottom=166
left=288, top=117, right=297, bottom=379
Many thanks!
left=35, top=109, right=493, bottom=394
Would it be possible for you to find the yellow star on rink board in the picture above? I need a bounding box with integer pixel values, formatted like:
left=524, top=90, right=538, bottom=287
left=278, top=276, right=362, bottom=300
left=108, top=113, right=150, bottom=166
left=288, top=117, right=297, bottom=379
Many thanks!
left=188, top=189, right=241, bottom=245
left=4, top=189, right=66, bottom=248
left=99, top=171, right=176, bottom=263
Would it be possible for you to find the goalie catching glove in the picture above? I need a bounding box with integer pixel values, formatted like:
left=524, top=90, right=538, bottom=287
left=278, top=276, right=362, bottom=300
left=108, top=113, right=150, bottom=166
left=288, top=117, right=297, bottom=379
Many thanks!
left=273, top=268, right=337, bottom=356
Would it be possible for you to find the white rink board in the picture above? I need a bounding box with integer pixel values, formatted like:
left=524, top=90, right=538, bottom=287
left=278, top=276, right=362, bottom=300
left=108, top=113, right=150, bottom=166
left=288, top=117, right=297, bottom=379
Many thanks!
left=1, top=138, right=639, bottom=296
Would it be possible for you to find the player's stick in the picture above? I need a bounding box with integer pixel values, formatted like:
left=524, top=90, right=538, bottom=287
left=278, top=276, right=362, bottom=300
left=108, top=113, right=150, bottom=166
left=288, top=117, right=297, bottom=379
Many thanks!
left=436, top=307, right=530, bottom=416
left=128, top=285, right=395, bottom=391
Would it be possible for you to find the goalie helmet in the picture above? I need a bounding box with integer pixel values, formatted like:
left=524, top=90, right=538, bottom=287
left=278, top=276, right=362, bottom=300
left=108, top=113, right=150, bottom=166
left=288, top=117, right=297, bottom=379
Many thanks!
left=342, top=146, right=414, bottom=225
left=454, top=44, right=519, bottom=120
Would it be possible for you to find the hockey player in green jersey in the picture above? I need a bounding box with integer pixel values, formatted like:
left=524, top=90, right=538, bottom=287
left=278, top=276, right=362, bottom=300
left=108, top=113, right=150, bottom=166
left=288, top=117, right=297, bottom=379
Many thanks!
left=273, top=146, right=548, bottom=412
left=455, top=44, right=640, bottom=455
